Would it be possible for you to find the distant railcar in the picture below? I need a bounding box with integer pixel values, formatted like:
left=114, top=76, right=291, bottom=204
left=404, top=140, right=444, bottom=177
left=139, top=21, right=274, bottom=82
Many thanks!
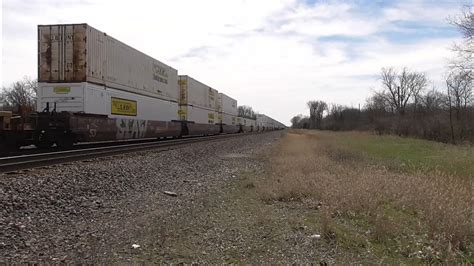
left=178, top=76, right=220, bottom=136
left=218, top=93, right=240, bottom=134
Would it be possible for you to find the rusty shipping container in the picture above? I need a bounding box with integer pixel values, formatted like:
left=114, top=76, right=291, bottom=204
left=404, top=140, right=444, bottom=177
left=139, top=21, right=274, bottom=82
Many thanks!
left=38, top=24, right=179, bottom=102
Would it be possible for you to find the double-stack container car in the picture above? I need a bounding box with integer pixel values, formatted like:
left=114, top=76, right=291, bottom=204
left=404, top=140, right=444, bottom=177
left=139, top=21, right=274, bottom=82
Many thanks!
left=36, top=23, right=182, bottom=146
left=218, top=93, right=239, bottom=133
left=236, top=116, right=256, bottom=132
left=0, top=23, right=285, bottom=150
left=178, top=75, right=220, bottom=135
left=256, top=114, right=285, bottom=131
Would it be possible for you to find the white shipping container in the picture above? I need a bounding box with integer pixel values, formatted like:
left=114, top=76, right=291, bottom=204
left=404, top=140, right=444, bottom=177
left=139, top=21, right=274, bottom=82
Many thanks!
left=178, top=75, right=218, bottom=110
left=256, top=114, right=285, bottom=129
left=238, top=117, right=256, bottom=127
left=257, top=114, right=272, bottom=128
left=37, top=82, right=179, bottom=122
left=218, top=93, right=237, bottom=116
left=221, top=113, right=237, bottom=126
left=248, top=119, right=256, bottom=128
left=237, top=117, right=256, bottom=132
left=38, top=24, right=179, bottom=102
left=180, top=105, right=217, bottom=125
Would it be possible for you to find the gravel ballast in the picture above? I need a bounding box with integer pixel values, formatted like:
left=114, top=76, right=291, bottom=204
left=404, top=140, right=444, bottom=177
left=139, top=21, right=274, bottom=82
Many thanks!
left=0, top=132, right=285, bottom=263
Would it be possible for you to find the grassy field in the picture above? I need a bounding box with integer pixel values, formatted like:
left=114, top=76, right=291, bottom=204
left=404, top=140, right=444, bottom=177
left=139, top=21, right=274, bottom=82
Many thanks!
left=253, top=130, right=473, bottom=263
left=337, top=132, right=474, bottom=179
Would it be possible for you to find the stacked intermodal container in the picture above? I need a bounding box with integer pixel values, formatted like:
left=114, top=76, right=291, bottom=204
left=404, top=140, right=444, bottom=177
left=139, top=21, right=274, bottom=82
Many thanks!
left=256, top=114, right=285, bottom=131
left=237, top=117, right=257, bottom=132
left=38, top=24, right=179, bottom=102
left=178, top=75, right=220, bottom=135
left=36, top=23, right=182, bottom=141
left=218, top=93, right=239, bottom=133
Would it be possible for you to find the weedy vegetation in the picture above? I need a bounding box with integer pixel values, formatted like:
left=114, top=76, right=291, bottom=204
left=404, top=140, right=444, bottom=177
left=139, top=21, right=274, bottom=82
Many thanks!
left=255, top=130, right=473, bottom=263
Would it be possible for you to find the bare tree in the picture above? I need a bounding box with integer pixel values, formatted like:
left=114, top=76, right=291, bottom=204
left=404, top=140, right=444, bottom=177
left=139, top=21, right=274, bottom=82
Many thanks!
left=446, top=69, right=473, bottom=142
left=366, top=93, right=391, bottom=113
left=0, top=77, right=38, bottom=114
left=378, top=67, right=428, bottom=115
left=446, top=70, right=473, bottom=116
left=421, top=88, right=445, bottom=112
left=328, top=104, right=344, bottom=120
left=237, top=105, right=256, bottom=119
left=449, top=6, right=473, bottom=72
left=442, top=5, right=474, bottom=143
left=290, top=114, right=303, bottom=128
left=307, top=100, right=327, bottom=129
left=450, top=6, right=473, bottom=40
left=298, top=116, right=310, bottom=129
left=307, top=101, right=317, bottom=128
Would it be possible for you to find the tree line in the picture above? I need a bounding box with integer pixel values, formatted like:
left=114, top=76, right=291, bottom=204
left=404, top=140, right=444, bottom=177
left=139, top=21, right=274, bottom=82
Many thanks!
left=291, top=6, right=473, bottom=144
left=0, top=77, right=38, bottom=115
left=238, top=105, right=257, bottom=120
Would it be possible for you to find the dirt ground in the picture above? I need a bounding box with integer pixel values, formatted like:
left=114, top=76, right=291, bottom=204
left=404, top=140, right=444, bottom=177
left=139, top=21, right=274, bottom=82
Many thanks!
left=5, top=130, right=468, bottom=263
left=145, top=168, right=343, bottom=264
left=2, top=131, right=346, bottom=264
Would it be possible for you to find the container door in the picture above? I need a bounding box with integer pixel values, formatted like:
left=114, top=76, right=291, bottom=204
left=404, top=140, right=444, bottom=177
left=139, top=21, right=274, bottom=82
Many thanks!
left=38, top=24, right=87, bottom=82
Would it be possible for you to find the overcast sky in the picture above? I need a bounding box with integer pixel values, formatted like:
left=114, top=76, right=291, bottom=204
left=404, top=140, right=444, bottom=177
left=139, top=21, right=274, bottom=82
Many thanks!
left=1, top=0, right=469, bottom=125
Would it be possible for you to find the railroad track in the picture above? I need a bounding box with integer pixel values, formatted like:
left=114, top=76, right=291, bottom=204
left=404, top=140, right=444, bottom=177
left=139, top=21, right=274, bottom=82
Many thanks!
left=0, top=136, right=191, bottom=158
left=0, top=133, right=246, bottom=173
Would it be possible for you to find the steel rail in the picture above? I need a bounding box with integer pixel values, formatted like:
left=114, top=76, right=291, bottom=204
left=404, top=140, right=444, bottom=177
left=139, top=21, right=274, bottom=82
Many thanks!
left=0, top=134, right=220, bottom=158
left=0, top=133, right=245, bottom=173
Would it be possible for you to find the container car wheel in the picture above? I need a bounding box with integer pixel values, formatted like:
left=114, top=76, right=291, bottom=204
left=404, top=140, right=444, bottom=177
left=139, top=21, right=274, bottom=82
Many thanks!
left=36, top=130, right=53, bottom=149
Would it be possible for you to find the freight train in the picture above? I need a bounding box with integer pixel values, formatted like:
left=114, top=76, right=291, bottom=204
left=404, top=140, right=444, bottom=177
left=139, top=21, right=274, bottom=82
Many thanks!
left=0, top=23, right=285, bottom=150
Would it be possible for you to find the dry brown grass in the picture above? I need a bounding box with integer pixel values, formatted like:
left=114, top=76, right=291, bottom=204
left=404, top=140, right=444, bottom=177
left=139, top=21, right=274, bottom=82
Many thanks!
left=255, top=130, right=473, bottom=261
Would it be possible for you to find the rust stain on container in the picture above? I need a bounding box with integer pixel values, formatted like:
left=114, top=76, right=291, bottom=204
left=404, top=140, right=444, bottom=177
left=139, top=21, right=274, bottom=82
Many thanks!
left=72, top=25, right=87, bottom=81
left=38, top=27, right=53, bottom=82
left=38, top=23, right=179, bottom=102
left=38, top=24, right=88, bottom=82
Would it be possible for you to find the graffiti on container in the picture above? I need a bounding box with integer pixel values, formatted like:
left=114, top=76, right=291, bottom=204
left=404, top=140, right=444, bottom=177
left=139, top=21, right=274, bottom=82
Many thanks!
left=89, top=128, right=97, bottom=138
left=85, top=120, right=100, bottom=139
left=116, top=119, right=147, bottom=139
